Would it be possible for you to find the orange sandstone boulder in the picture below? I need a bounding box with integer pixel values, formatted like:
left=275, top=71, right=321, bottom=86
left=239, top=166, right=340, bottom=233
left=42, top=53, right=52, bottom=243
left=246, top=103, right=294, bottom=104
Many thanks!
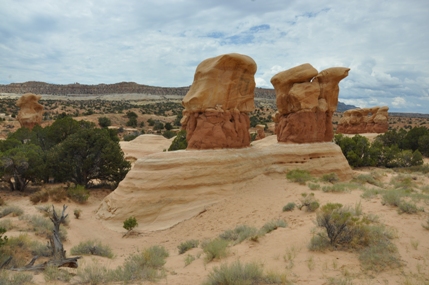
left=337, top=106, right=389, bottom=134
left=16, top=93, right=44, bottom=130
left=271, top=64, right=350, bottom=143
left=181, top=53, right=257, bottom=149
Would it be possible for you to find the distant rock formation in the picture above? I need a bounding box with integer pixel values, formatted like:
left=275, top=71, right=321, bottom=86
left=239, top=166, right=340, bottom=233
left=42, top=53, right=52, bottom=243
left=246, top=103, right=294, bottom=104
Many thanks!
left=96, top=136, right=353, bottom=232
left=16, top=93, right=44, bottom=129
left=271, top=64, right=350, bottom=143
left=181, top=53, right=257, bottom=149
left=337, top=106, right=389, bottom=134
left=254, top=124, right=266, bottom=140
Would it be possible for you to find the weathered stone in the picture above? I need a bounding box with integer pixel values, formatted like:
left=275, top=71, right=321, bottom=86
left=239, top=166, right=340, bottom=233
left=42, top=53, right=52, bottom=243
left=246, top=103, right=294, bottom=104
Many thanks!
left=337, top=106, right=389, bottom=134
left=181, top=53, right=256, bottom=149
left=271, top=64, right=350, bottom=143
left=96, top=136, right=353, bottom=232
left=16, top=93, right=44, bottom=130
left=182, top=53, right=257, bottom=113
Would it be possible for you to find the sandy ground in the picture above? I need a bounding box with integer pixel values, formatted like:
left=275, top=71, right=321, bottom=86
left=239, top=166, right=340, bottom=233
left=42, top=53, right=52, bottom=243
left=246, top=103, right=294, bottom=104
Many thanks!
left=1, top=138, right=429, bottom=285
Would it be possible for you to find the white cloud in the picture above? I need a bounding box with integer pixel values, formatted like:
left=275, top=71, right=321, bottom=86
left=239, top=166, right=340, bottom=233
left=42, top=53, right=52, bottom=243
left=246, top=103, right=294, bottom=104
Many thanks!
left=392, top=97, right=406, bottom=107
left=0, top=0, right=428, bottom=112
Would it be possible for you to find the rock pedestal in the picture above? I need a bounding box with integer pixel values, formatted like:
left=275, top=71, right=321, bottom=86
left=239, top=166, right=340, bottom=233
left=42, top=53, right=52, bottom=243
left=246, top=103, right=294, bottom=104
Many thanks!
left=337, top=106, right=389, bottom=134
left=181, top=53, right=256, bottom=149
left=16, top=93, right=44, bottom=130
left=271, top=64, right=350, bottom=143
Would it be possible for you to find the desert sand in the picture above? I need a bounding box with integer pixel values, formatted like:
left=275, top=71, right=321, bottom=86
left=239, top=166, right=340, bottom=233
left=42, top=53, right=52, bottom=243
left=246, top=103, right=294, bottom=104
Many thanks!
left=1, top=134, right=429, bottom=285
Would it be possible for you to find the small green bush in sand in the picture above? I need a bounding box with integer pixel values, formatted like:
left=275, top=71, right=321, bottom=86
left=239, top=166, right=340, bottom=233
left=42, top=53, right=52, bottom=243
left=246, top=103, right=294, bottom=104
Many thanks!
left=202, top=238, right=229, bottom=262
left=0, top=205, right=23, bottom=218
left=44, top=265, right=71, bottom=283
left=219, top=225, right=258, bottom=245
left=309, top=203, right=402, bottom=271
left=110, top=245, right=169, bottom=283
left=282, top=202, right=296, bottom=212
left=202, top=260, right=291, bottom=285
left=0, top=270, right=33, bottom=285
left=286, top=169, right=313, bottom=185
left=71, top=239, right=114, bottom=258
left=321, top=173, right=339, bottom=183
left=67, top=184, right=90, bottom=204
left=298, top=193, right=320, bottom=212
left=177, top=239, right=199, bottom=254
left=259, top=219, right=287, bottom=236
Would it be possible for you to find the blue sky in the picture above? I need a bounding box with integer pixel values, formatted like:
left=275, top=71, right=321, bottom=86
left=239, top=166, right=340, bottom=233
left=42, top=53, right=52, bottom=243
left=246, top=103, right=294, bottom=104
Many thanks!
left=1, top=0, right=428, bottom=113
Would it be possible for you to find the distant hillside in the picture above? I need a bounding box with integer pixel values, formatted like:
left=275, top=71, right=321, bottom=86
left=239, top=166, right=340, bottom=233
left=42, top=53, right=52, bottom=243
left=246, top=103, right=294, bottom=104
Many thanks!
left=0, top=81, right=356, bottom=109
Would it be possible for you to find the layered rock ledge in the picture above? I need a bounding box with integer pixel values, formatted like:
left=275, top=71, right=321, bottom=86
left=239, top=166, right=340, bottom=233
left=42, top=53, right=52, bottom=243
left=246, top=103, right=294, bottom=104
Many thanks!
left=337, top=106, right=389, bottom=134
left=96, top=136, right=353, bottom=232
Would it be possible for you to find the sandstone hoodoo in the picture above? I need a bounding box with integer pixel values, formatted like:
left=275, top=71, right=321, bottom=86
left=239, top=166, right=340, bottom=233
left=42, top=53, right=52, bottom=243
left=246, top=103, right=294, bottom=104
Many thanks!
left=16, top=93, right=44, bottom=130
left=271, top=64, right=350, bottom=143
left=337, top=106, right=389, bottom=134
left=181, top=53, right=257, bottom=149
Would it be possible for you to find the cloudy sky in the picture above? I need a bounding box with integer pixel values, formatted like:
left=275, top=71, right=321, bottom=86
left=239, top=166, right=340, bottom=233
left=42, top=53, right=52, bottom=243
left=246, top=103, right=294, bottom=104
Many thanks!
left=1, top=0, right=428, bottom=113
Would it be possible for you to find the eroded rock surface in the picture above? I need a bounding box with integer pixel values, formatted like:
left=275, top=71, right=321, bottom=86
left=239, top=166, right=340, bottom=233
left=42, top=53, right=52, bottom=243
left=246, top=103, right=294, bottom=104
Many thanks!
left=271, top=64, right=350, bottom=143
left=16, top=93, right=44, bottom=129
left=181, top=53, right=256, bottom=149
left=96, top=136, right=353, bottom=232
left=337, top=106, right=389, bottom=134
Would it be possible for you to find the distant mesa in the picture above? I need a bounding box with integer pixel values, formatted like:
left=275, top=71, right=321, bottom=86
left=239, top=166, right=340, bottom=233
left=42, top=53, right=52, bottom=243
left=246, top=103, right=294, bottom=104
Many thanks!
left=16, top=93, right=44, bottom=130
left=337, top=106, right=389, bottom=134
left=271, top=64, right=350, bottom=143
left=181, top=53, right=257, bottom=149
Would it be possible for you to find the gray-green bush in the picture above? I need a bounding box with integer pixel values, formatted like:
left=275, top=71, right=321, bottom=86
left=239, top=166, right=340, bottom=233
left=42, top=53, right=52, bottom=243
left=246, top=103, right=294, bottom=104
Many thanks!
left=71, top=239, right=114, bottom=258
left=177, top=239, right=199, bottom=254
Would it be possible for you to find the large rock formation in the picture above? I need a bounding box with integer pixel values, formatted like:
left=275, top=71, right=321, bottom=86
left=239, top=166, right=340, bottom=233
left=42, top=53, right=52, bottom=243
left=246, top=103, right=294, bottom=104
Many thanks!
left=271, top=64, right=350, bottom=143
left=16, top=93, right=44, bottom=129
left=181, top=53, right=257, bottom=149
left=96, top=136, right=353, bottom=232
left=337, top=106, right=389, bottom=134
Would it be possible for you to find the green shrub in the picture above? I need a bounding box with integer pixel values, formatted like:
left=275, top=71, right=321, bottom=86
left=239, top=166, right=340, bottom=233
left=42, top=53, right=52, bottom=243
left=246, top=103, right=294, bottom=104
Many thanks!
left=202, top=239, right=229, bottom=262
left=0, top=234, right=49, bottom=268
left=123, top=133, right=139, bottom=141
left=0, top=270, right=33, bottom=285
left=168, top=130, right=187, bottom=151
left=202, top=260, right=263, bottom=285
left=67, top=185, right=90, bottom=204
left=353, top=174, right=384, bottom=187
left=184, top=254, right=196, bottom=267
left=381, top=190, right=403, bottom=207
left=282, top=202, right=296, bottom=212
left=111, top=245, right=168, bottom=282
left=358, top=236, right=402, bottom=271
left=162, top=130, right=176, bottom=139
left=321, top=173, right=339, bottom=183
left=219, top=225, right=258, bottom=244
left=0, top=205, right=23, bottom=218
left=177, top=239, right=199, bottom=254
left=75, top=262, right=110, bottom=285
left=286, top=169, right=312, bottom=185
left=0, top=220, right=12, bottom=231
left=71, top=239, right=114, bottom=258
left=29, top=190, right=49, bottom=204
left=298, top=193, right=320, bottom=212
left=361, top=188, right=383, bottom=199
left=21, top=215, right=67, bottom=241
left=397, top=200, right=419, bottom=214
left=308, top=183, right=320, bottom=190
left=44, top=265, right=71, bottom=282
left=259, top=219, right=287, bottom=235
left=74, top=208, right=82, bottom=219
left=123, top=216, right=138, bottom=232
left=322, top=182, right=359, bottom=193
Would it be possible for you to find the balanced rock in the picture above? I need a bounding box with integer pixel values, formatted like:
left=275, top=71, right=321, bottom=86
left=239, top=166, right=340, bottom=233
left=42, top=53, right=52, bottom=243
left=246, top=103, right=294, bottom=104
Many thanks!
left=181, top=53, right=257, bottom=149
left=271, top=64, right=349, bottom=143
left=16, top=93, right=44, bottom=130
left=254, top=124, right=266, bottom=141
left=337, top=106, right=389, bottom=134
left=96, top=136, right=353, bottom=232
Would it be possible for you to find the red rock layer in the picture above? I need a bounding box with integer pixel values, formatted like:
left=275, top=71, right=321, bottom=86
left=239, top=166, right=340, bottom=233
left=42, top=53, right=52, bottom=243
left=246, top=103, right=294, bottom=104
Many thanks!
left=183, top=109, right=250, bottom=149
left=275, top=110, right=334, bottom=143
